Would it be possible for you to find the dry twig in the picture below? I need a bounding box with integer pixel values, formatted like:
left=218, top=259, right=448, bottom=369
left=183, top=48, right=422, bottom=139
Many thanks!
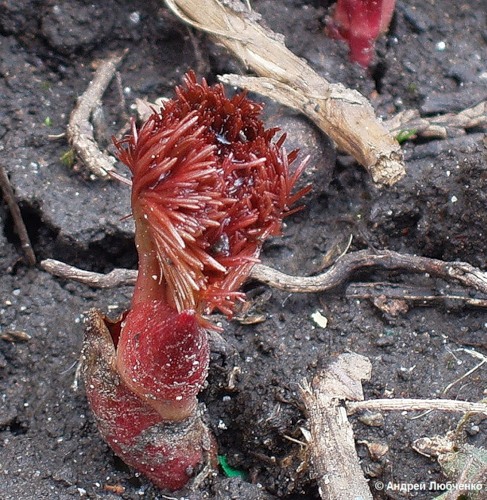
left=164, top=0, right=405, bottom=186
left=66, top=51, right=127, bottom=178
left=346, top=282, right=487, bottom=309
left=40, top=259, right=136, bottom=288
left=0, top=165, right=36, bottom=265
left=347, top=398, right=487, bottom=416
left=299, top=353, right=373, bottom=500
left=252, top=250, right=487, bottom=296
left=41, top=249, right=487, bottom=298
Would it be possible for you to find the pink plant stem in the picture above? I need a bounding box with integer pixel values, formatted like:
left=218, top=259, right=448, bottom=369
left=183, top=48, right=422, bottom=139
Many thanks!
left=326, top=0, right=396, bottom=67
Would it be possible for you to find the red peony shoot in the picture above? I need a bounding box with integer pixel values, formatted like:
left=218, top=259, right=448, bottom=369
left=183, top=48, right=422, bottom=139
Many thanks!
left=326, top=0, right=396, bottom=67
left=82, top=72, right=310, bottom=491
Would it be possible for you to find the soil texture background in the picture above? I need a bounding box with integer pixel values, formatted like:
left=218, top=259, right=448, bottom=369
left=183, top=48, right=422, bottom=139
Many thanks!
left=0, top=1, right=486, bottom=499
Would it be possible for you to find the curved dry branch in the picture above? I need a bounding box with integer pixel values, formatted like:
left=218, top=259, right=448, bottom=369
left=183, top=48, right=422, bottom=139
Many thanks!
left=252, top=250, right=487, bottom=295
left=66, top=51, right=127, bottom=178
left=41, top=249, right=487, bottom=299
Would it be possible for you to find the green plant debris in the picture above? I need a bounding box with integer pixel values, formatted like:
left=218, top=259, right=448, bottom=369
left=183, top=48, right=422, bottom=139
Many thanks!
left=40, top=81, right=52, bottom=91
left=407, top=82, right=418, bottom=94
left=218, top=455, right=247, bottom=479
left=396, top=129, right=417, bottom=144
left=43, top=116, right=53, bottom=127
left=60, top=149, right=76, bottom=168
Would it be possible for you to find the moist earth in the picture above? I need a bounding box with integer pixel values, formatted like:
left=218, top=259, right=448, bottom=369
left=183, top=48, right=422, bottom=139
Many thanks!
left=0, top=1, right=486, bottom=499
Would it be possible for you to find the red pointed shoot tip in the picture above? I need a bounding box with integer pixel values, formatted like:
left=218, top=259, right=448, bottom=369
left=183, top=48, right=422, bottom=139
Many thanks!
left=326, top=0, right=396, bottom=67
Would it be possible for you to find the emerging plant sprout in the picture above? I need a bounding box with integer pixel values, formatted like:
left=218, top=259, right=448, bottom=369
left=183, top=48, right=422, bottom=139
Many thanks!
left=326, top=0, right=396, bottom=67
left=82, top=72, right=310, bottom=491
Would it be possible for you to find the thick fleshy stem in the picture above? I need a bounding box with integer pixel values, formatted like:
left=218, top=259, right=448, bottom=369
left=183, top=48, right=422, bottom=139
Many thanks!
left=83, top=310, right=215, bottom=491
left=116, top=301, right=209, bottom=421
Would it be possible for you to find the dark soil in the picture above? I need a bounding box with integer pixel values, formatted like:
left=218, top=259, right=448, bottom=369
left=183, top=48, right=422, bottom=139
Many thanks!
left=1, top=1, right=486, bottom=499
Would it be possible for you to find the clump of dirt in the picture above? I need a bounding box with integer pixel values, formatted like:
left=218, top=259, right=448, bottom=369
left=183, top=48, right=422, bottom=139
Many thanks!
left=0, top=1, right=486, bottom=499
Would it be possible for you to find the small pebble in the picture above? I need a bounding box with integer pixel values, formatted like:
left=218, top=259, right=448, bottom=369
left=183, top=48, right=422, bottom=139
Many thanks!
left=358, top=411, right=384, bottom=427
left=435, top=41, right=446, bottom=51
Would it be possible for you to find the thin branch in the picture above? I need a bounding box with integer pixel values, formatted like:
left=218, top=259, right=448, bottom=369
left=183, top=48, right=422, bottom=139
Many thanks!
left=347, top=398, right=487, bottom=416
left=164, top=0, right=405, bottom=186
left=346, top=282, right=487, bottom=309
left=40, top=259, right=136, bottom=288
left=0, top=165, right=36, bottom=265
left=66, top=51, right=127, bottom=178
left=41, top=249, right=487, bottom=298
left=251, top=249, right=487, bottom=296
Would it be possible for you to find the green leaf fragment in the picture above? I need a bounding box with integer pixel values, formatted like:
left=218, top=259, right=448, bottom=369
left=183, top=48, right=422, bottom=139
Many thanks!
left=396, top=129, right=417, bottom=144
left=60, top=149, right=76, bottom=168
left=218, top=455, right=247, bottom=479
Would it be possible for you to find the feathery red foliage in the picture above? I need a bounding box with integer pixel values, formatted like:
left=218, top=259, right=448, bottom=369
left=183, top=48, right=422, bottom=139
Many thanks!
left=115, top=71, right=310, bottom=318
